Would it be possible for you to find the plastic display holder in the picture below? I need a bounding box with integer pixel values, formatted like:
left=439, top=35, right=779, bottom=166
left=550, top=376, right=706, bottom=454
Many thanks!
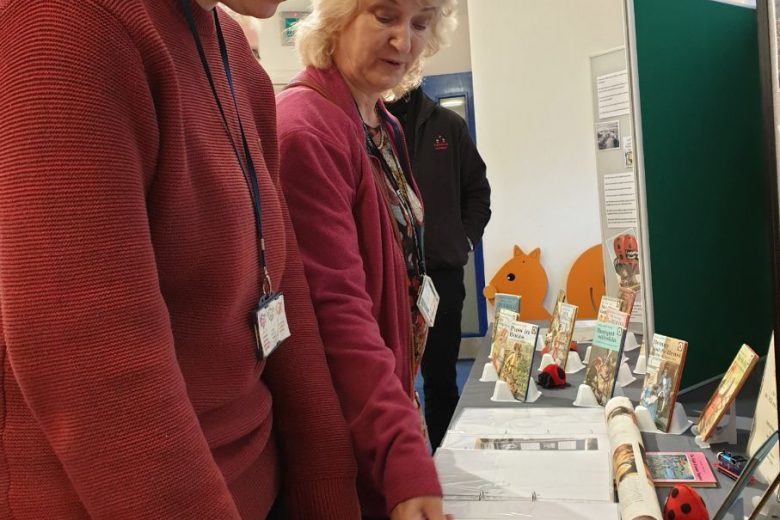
left=617, top=361, right=637, bottom=387
left=565, top=350, right=585, bottom=374
left=751, top=494, right=780, bottom=518
left=633, top=351, right=647, bottom=375
left=573, top=384, right=601, bottom=407
left=635, top=403, right=692, bottom=435
left=525, top=379, right=543, bottom=403
left=537, top=353, right=555, bottom=371
left=634, top=405, right=658, bottom=432
left=490, top=380, right=517, bottom=402
left=535, top=334, right=545, bottom=352
left=582, top=345, right=592, bottom=365
left=624, top=333, right=641, bottom=352
left=479, top=362, right=498, bottom=382
left=692, top=403, right=738, bottom=448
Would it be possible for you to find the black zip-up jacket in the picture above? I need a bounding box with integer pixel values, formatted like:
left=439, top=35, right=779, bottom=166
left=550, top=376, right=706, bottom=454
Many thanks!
left=388, top=88, right=491, bottom=270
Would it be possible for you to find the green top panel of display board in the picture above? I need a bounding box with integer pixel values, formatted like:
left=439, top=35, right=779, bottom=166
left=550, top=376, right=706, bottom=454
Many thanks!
left=633, top=0, right=773, bottom=388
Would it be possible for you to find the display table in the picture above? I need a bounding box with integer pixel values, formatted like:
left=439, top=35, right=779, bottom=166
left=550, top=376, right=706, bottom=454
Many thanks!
left=448, top=330, right=768, bottom=519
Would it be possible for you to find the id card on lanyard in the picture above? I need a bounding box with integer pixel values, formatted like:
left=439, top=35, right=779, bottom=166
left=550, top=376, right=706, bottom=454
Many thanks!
left=180, top=0, right=289, bottom=360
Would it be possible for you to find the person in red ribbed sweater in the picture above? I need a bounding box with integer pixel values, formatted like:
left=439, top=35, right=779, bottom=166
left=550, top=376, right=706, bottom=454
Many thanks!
left=0, top=1, right=361, bottom=518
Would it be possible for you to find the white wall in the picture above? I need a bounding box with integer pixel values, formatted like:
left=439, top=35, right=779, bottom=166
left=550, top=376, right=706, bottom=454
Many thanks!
left=467, top=0, right=625, bottom=314
left=256, top=0, right=472, bottom=85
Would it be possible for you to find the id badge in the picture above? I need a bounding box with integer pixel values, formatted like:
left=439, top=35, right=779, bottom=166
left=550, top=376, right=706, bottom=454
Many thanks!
left=252, top=292, right=291, bottom=360
left=416, top=274, right=440, bottom=328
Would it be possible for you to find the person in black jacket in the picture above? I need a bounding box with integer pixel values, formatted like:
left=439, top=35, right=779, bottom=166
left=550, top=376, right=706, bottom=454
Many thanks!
left=388, top=86, right=491, bottom=450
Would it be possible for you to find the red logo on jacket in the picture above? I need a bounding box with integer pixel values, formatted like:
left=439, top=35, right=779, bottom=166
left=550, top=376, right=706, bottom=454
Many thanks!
left=433, top=135, right=448, bottom=151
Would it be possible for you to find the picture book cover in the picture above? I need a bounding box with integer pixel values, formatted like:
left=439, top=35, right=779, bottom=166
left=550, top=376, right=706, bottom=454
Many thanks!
left=490, top=295, right=521, bottom=345
left=696, top=344, right=759, bottom=441
left=597, top=307, right=630, bottom=329
left=547, top=302, right=578, bottom=370
left=495, top=293, right=521, bottom=315
left=747, top=334, right=777, bottom=484
left=639, top=334, right=688, bottom=432
left=490, top=309, right=518, bottom=372
left=584, top=321, right=626, bottom=406
left=645, top=452, right=717, bottom=487
left=599, top=295, right=623, bottom=314
left=497, top=321, right=539, bottom=401
left=617, top=287, right=637, bottom=317
left=543, top=290, right=567, bottom=350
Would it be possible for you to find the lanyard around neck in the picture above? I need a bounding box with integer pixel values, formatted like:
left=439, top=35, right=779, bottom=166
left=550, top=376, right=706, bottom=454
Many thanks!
left=363, top=110, right=427, bottom=276
left=180, top=0, right=272, bottom=293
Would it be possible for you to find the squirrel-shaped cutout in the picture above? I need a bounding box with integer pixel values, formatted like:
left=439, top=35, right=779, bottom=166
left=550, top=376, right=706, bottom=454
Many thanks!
left=483, top=245, right=551, bottom=320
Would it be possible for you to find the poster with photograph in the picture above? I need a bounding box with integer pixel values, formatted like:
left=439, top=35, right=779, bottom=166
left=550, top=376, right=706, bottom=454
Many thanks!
left=596, top=120, right=621, bottom=150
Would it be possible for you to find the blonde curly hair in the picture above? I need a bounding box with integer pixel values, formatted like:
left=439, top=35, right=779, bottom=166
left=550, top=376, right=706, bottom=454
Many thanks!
left=294, top=0, right=457, bottom=100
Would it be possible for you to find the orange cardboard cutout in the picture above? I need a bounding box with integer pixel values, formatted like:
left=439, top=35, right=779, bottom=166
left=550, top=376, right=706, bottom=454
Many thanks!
left=484, top=245, right=551, bottom=320
left=566, top=245, right=606, bottom=320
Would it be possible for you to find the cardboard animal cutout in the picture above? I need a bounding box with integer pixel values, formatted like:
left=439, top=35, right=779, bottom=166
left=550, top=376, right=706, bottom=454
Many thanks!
left=566, top=244, right=606, bottom=320
left=484, top=245, right=551, bottom=320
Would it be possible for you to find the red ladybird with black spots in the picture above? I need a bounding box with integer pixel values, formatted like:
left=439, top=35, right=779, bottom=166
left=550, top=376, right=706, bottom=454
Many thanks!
left=663, top=484, right=709, bottom=520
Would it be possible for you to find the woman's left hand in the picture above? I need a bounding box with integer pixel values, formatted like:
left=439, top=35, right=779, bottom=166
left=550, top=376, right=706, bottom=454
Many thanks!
left=390, top=496, right=453, bottom=520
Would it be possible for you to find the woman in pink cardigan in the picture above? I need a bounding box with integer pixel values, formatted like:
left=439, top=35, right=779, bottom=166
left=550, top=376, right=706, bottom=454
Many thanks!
left=276, top=0, right=456, bottom=519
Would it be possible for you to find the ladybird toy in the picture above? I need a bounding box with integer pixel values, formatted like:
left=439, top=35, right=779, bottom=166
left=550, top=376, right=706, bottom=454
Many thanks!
left=663, top=484, right=709, bottom=520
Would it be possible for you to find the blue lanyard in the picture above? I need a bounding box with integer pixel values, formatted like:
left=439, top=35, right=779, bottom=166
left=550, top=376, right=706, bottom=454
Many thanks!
left=180, top=0, right=272, bottom=293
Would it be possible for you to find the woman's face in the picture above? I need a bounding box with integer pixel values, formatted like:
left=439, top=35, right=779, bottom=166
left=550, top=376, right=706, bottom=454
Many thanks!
left=334, top=0, right=436, bottom=96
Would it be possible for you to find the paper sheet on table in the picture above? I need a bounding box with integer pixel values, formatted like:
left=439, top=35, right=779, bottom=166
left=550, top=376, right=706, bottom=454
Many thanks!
left=443, top=499, right=620, bottom=519
left=434, top=447, right=613, bottom=502
left=573, top=319, right=597, bottom=343
left=448, top=407, right=607, bottom=436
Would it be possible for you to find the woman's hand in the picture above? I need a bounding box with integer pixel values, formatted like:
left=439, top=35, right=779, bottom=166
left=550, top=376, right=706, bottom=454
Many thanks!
left=390, top=496, right=453, bottom=520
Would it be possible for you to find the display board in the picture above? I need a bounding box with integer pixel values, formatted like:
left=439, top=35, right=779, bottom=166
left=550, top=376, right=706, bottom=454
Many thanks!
left=590, top=46, right=646, bottom=335
left=630, top=0, right=774, bottom=387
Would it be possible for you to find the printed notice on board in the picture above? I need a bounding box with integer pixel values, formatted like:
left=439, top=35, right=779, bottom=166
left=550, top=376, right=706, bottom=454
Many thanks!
left=604, top=172, right=638, bottom=228
left=597, top=70, right=630, bottom=119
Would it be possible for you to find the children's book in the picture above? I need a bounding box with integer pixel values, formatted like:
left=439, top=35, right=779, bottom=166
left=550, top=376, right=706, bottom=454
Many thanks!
left=597, top=307, right=630, bottom=329
left=645, top=452, right=717, bottom=487
left=497, top=321, right=539, bottom=401
left=639, top=334, right=688, bottom=432
left=490, top=309, right=518, bottom=372
left=490, top=294, right=521, bottom=344
left=696, top=344, right=759, bottom=441
left=747, top=334, right=778, bottom=484
left=598, top=295, right=623, bottom=314
left=583, top=321, right=626, bottom=406
left=547, top=302, right=578, bottom=370
left=495, top=293, right=522, bottom=315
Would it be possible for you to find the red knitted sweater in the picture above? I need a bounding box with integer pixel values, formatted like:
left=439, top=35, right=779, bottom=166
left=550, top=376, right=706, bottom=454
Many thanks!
left=0, top=1, right=359, bottom=518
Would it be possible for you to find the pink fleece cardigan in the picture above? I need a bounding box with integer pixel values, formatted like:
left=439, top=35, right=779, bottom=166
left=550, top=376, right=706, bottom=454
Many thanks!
left=276, top=66, right=442, bottom=517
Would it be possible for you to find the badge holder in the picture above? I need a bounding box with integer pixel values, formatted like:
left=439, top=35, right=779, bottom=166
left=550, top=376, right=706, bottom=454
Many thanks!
left=565, top=350, right=585, bottom=374
left=537, top=353, right=555, bottom=371
left=253, top=291, right=290, bottom=360
left=634, top=403, right=693, bottom=435
left=480, top=362, right=499, bottom=382
left=692, top=403, right=738, bottom=448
